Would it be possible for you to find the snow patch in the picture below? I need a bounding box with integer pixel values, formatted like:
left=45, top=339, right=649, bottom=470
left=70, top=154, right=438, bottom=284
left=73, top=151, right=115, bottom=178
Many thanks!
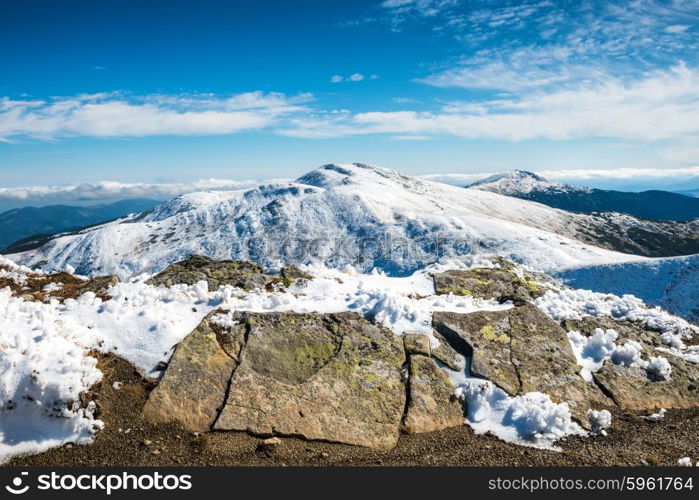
left=587, top=409, right=612, bottom=435
left=445, top=356, right=584, bottom=449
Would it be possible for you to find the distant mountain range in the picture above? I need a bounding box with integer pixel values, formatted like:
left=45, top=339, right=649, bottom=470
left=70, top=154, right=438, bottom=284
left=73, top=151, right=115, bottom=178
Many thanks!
left=468, top=170, right=699, bottom=222
left=0, top=199, right=160, bottom=251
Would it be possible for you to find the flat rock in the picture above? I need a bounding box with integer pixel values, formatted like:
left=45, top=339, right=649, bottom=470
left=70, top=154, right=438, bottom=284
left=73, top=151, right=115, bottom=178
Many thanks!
left=593, top=358, right=699, bottom=410
left=403, top=354, right=464, bottom=434
left=433, top=304, right=600, bottom=424
left=403, top=333, right=431, bottom=356
left=146, top=255, right=269, bottom=290
left=141, top=312, right=242, bottom=431
left=214, top=312, right=406, bottom=450
left=432, top=267, right=545, bottom=304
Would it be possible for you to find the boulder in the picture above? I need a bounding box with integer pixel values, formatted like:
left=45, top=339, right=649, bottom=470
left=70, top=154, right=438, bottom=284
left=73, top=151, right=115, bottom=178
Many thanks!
left=214, top=312, right=406, bottom=450
left=77, top=275, right=119, bottom=298
left=403, top=354, right=464, bottom=434
left=141, top=312, right=243, bottom=431
left=433, top=304, right=601, bottom=424
left=593, top=358, right=699, bottom=410
left=146, top=255, right=269, bottom=290
left=432, top=267, right=545, bottom=305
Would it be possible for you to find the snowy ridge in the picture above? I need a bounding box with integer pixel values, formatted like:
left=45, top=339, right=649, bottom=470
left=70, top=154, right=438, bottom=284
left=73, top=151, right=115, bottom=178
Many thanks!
left=7, top=163, right=645, bottom=279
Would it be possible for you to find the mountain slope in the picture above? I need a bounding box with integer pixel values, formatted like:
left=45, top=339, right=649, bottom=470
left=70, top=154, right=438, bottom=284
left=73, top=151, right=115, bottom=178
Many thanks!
left=0, top=199, right=161, bottom=250
left=557, top=254, right=699, bottom=324
left=469, top=170, right=699, bottom=222
left=7, top=164, right=650, bottom=278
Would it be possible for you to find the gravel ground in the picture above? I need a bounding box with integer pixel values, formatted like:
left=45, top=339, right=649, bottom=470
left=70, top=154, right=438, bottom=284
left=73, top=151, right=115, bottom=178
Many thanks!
left=8, top=353, right=699, bottom=467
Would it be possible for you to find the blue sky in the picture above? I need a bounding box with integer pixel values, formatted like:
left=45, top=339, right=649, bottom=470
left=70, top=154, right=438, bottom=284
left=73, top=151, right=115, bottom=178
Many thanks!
left=1, top=0, right=699, bottom=203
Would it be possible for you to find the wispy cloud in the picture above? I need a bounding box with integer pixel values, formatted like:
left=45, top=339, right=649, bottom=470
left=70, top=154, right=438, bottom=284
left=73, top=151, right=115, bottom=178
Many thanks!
left=330, top=73, right=378, bottom=83
left=0, top=92, right=312, bottom=141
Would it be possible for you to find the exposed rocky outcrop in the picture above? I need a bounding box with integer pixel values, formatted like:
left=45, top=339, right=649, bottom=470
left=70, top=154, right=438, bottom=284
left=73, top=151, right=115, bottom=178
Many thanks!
left=593, top=359, right=699, bottom=410
left=433, top=304, right=603, bottom=425
left=146, top=255, right=270, bottom=290
left=280, top=265, right=313, bottom=282
left=403, top=333, right=431, bottom=356
left=142, top=311, right=471, bottom=449
left=432, top=263, right=550, bottom=305
left=0, top=267, right=118, bottom=302
left=430, top=330, right=465, bottom=371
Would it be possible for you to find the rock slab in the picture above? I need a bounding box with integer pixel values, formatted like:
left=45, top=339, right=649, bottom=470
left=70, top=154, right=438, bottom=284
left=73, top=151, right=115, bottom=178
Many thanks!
left=141, top=313, right=241, bottom=431
left=213, top=312, right=407, bottom=450
left=433, top=304, right=599, bottom=424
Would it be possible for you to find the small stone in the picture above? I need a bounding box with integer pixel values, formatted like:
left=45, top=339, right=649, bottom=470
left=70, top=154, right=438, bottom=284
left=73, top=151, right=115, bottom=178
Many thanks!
left=141, top=440, right=153, bottom=447
left=257, top=436, right=282, bottom=456
left=321, top=451, right=329, bottom=458
left=151, top=449, right=160, bottom=455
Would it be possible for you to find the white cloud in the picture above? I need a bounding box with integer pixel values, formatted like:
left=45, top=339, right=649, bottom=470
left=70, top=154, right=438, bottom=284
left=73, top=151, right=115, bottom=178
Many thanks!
left=0, top=178, right=282, bottom=208
left=0, top=92, right=312, bottom=140
left=665, top=24, right=691, bottom=33
left=286, top=63, right=699, bottom=142
left=421, top=166, right=699, bottom=186
left=412, top=0, right=699, bottom=93
left=536, top=166, right=699, bottom=180
left=331, top=73, right=376, bottom=83
left=380, top=0, right=461, bottom=18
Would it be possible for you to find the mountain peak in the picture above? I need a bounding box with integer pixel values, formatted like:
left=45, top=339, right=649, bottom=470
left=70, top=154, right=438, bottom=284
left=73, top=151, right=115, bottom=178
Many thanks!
left=468, top=170, right=583, bottom=195
left=295, top=163, right=402, bottom=188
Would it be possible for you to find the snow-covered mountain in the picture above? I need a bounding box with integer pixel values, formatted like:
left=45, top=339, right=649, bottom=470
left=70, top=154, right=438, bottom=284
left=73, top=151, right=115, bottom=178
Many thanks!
left=469, top=170, right=591, bottom=196
left=469, top=170, right=699, bottom=223
left=6, top=163, right=651, bottom=279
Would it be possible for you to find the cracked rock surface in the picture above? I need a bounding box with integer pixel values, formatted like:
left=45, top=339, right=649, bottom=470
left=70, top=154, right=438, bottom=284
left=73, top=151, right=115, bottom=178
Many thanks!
left=213, top=311, right=406, bottom=450
left=141, top=314, right=241, bottom=431
left=433, top=304, right=602, bottom=425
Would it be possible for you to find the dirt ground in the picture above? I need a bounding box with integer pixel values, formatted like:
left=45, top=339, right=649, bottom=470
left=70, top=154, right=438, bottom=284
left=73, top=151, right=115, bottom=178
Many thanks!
left=8, top=353, right=699, bottom=467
